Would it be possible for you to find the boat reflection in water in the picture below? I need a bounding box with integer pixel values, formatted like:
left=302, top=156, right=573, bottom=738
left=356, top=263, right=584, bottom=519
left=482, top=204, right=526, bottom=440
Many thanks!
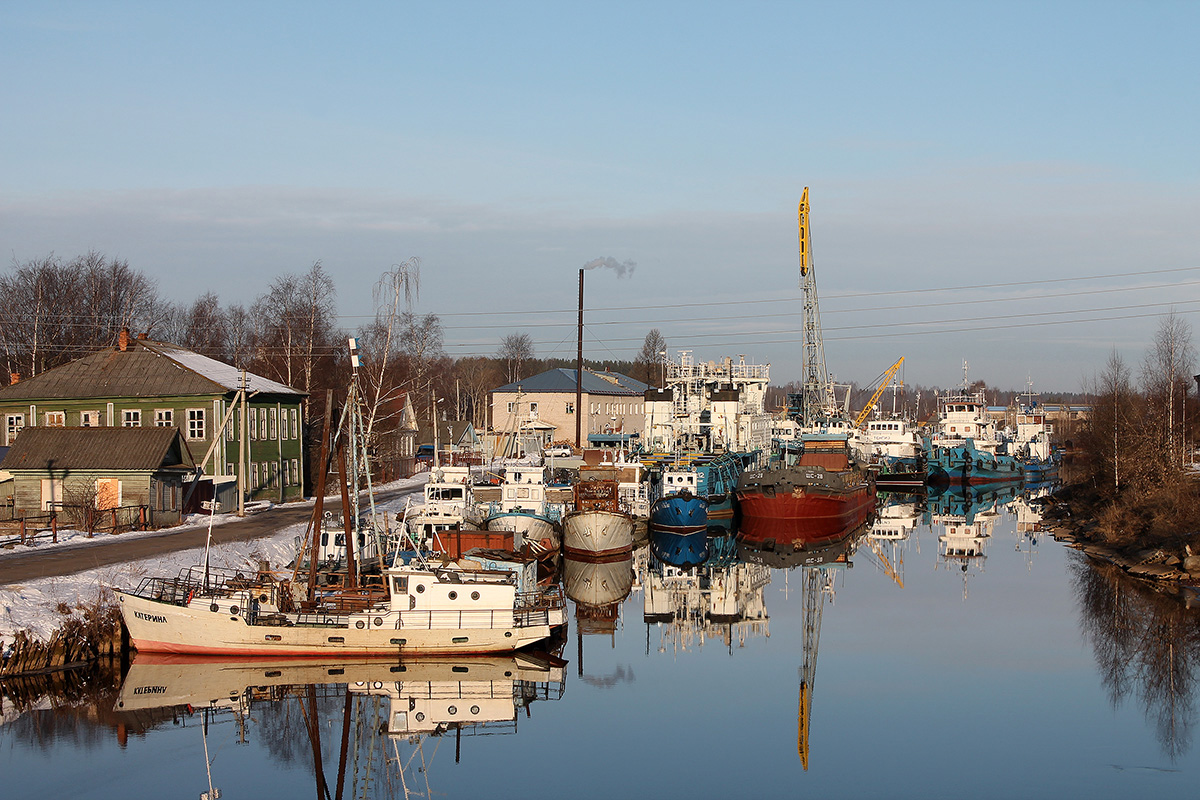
left=562, top=549, right=636, bottom=679
left=641, top=534, right=771, bottom=655
left=737, top=514, right=869, bottom=770
left=927, top=482, right=1020, bottom=598
left=113, top=651, right=566, bottom=798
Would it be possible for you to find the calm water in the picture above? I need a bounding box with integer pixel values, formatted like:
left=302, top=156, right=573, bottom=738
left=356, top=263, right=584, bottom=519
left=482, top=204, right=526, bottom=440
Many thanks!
left=5, top=484, right=1200, bottom=799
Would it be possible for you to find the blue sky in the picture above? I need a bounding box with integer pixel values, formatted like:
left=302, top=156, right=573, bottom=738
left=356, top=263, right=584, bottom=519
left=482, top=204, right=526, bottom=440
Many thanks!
left=3, top=1, right=1198, bottom=392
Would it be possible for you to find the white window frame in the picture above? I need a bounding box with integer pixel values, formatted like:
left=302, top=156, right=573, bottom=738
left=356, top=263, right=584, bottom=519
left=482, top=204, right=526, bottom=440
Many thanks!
left=44, top=411, right=65, bottom=427
left=290, top=408, right=298, bottom=439
left=122, top=409, right=141, bottom=427
left=80, top=410, right=101, bottom=427
left=269, top=408, right=278, bottom=440
left=5, top=414, right=24, bottom=445
left=154, top=409, right=173, bottom=427
left=187, top=408, right=206, bottom=440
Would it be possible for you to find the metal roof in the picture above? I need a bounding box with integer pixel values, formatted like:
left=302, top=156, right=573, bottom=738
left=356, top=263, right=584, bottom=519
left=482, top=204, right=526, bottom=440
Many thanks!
left=0, top=339, right=304, bottom=401
left=494, top=368, right=647, bottom=396
left=0, top=426, right=197, bottom=471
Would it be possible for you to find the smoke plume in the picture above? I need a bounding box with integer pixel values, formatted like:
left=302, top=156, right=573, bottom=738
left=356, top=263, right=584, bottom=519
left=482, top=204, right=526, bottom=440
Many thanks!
left=583, top=256, right=636, bottom=279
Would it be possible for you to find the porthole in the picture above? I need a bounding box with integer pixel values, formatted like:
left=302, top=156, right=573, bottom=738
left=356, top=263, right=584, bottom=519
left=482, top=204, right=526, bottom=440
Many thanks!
left=448, top=591, right=458, bottom=600
left=259, top=594, right=268, bottom=603
left=471, top=591, right=480, bottom=600
left=355, top=620, right=366, bottom=629
left=448, top=705, right=458, bottom=715
left=230, top=606, right=240, bottom=615
left=470, top=705, right=480, bottom=714
left=415, top=712, right=425, bottom=722
left=416, top=584, right=425, bottom=593
left=210, top=603, right=219, bottom=613
left=373, top=617, right=383, bottom=626
left=504, top=631, right=513, bottom=638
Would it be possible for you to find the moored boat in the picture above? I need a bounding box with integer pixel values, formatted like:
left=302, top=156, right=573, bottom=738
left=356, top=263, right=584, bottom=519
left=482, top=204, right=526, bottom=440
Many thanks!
left=114, top=559, right=566, bottom=657
left=736, top=434, right=877, bottom=547
left=562, top=466, right=635, bottom=561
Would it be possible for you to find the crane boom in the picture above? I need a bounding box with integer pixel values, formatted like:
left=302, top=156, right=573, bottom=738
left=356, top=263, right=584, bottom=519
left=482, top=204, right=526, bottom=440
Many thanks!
left=852, top=356, right=905, bottom=428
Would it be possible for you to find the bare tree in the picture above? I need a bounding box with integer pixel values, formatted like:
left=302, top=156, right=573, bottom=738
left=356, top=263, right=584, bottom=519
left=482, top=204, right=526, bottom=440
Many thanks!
left=1143, top=310, right=1195, bottom=465
left=498, top=332, right=534, bottom=384
left=636, top=328, right=667, bottom=386
left=402, top=312, right=445, bottom=420
left=360, top=257, right=421, bottom=442
left=182, top=292, right=227, bottom=359
left=255, top=262, right=337, bottom=392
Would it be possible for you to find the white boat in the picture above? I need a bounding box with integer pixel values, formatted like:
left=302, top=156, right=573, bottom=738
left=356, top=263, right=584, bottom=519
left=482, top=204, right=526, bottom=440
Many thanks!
left=480, top=466, right=563, bottom=557
left=858, top=417, right=922, bottom=464
left=114, top=558, right=566, bottom=656
left=403, top=466, right=482, bottom=546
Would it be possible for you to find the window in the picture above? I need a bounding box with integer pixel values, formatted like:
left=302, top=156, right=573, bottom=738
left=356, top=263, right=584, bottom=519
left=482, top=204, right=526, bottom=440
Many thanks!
left=259, top=409, right=267, bottom=440
left=44, top=411, right=65, bottom=427
left=187, top=409, right=205, bottom=440
left=269, top=408, right=278, bottom=440
left=292, top=459, right=300, bottom=486
left=565, top=402, right=574, bottom=414
left=225, top=415, right=234, bottom=440
left=251, top=462, right=259, bottom=489
left=122, top=410, right=141, bottom=427
left=249, top=408, right=257, bottom=440
left=507, top=402, right=515, bottom=413
left=6, top=414, right=23, bottom=445
left=270, top=461, right=279, bottom=488
left=80, top=410, right=100, bottom=427
left=529, top=402, right=538, bottom=414
left=290, top=408, right=298, bottom=439
left=226, top=463, right=235, bottom=477
left=154, top=409, right=173, bottom=427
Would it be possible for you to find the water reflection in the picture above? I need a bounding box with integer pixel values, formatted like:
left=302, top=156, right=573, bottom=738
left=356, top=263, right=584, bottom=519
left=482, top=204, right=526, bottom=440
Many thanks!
left=926, top=482, right=1020, bottom=598
left=1072, top=556, right=1200, bottom=761
left=111, top=651, right=566, bottom=798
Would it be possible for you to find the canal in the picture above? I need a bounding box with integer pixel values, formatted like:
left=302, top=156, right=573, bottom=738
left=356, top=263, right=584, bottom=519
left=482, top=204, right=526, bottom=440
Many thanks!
left=3, top=484, right=1198, bottom=798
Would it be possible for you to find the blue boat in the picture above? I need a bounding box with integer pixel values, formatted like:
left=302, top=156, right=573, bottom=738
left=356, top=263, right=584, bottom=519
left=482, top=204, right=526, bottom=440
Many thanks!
left=649, top=522, right=710, bottom=568
left=645, top=451, right=755, bottom=533
left=923, top=437, right=1023, bottom=487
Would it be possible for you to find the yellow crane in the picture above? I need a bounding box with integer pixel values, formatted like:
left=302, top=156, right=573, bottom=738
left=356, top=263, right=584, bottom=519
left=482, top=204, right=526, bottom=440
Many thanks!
left=852, top=356, right=905, bottom=428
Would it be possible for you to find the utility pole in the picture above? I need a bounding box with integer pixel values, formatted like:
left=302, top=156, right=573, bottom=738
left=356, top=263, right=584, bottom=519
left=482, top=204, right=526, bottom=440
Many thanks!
left=238, top=370, right=248, bottom=517
left=576, top=268, right=584, bottom=448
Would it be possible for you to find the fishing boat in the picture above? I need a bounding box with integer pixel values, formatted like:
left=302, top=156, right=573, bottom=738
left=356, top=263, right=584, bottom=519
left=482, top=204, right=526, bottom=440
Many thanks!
left=1012, top=401, right=1059, bottom=480
left=479, top=465, right=564, bottom=558
left=562, top=466, right=635, bottom=561
left=115, top=345, right=566, bottom=657
left=736, top=434, right=877, bottom=546
left=114, top=557, right=567, bottom=656
left=402, top=466, right=482, bottom=547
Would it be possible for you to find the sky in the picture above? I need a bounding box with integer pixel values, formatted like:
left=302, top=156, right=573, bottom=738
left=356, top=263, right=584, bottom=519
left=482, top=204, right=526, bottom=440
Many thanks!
left=2, top=1, right=1199, bottom=394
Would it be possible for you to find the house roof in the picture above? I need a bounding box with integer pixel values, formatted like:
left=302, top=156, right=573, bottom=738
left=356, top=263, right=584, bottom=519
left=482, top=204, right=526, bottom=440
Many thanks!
left=416, top=420, right=477, bottom=447
left=0, top=339, right=304, bottom=402
left=0, top=426, right=197, bottom=471
left=494, top=368, right=647, bottom=397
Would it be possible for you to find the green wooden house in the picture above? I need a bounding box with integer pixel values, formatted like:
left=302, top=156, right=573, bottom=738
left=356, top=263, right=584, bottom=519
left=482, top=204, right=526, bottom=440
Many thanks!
left=0, top=426, right=197, bottom=527
left=0, top=333, right=307, bottom=505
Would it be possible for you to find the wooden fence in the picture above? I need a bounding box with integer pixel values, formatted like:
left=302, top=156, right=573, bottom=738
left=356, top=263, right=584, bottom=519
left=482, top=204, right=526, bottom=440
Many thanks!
left=0, top=504, right=149, bottom=548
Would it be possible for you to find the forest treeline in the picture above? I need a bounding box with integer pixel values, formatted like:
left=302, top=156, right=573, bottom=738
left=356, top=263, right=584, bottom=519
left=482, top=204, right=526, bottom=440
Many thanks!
left=0, top=251, right=1093, bottom=436
left=0, top=253, right=664, bottom=433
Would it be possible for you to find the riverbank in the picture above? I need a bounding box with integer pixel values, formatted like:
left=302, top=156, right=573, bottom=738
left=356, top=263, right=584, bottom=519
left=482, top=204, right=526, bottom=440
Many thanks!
left=1043, top=484, right=1200, bottom=603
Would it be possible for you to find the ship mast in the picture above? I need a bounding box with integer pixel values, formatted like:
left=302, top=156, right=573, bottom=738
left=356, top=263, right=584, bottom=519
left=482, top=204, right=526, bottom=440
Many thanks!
left=798, top=188, right=833, bottom=426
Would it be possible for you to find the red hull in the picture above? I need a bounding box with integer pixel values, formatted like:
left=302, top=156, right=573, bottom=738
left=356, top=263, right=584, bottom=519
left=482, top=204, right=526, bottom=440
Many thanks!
left=737, top=487, right=876, bottom=547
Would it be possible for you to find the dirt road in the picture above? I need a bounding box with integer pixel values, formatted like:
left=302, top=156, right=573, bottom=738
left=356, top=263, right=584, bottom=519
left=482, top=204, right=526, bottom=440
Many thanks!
left=0, top=487, right=413, bottom=585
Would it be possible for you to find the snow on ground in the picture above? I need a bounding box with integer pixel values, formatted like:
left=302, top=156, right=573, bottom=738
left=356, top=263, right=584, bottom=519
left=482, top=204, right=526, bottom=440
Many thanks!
left=0, top=475, right=429, bottom=650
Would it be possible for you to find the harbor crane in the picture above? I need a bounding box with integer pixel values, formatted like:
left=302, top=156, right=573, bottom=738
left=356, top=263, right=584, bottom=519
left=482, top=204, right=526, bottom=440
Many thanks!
left=852, top=356, right=905, bottom=428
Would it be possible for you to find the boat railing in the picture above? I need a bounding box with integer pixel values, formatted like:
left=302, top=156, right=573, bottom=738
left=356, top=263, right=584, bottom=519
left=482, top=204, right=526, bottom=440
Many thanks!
left=131, top=565, right=271, bottom=605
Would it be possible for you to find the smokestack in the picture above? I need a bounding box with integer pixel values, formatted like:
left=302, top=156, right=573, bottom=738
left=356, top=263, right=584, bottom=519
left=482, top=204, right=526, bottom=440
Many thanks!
left=118, top=328, right=130, bottom=352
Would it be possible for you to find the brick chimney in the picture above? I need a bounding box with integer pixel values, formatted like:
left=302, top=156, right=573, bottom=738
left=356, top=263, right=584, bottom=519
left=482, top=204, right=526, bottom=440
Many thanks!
left=9, top=372, right=17, bottom=385
left=118, top=328, right=130, bottom=351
